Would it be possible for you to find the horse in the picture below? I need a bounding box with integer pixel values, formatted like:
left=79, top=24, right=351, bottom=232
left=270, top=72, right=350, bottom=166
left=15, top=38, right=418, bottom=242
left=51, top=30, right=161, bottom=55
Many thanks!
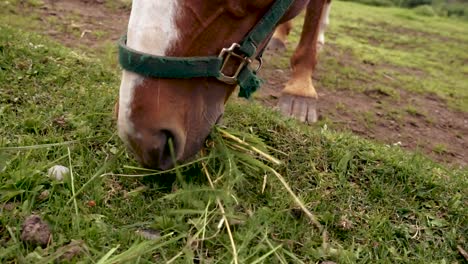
left=116, top=0, right=331, bottom=169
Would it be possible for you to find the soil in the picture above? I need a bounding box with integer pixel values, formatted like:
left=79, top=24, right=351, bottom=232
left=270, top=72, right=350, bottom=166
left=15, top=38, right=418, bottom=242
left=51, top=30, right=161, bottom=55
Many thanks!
left=17, top=0, right=468, bottom=168
left=20, top=215, right=52, bottom=248
left=258, top=65, right=468, bottom=167
left=32, top=0, right=127, bottom=48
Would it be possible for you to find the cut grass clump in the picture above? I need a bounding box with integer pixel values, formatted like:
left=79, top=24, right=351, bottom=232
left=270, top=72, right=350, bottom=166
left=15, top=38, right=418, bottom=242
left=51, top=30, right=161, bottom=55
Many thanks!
left=1, top=25, right=467, bottom=263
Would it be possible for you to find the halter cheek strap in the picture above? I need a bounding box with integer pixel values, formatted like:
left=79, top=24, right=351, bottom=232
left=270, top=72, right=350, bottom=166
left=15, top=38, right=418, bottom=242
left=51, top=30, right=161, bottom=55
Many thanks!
left=118, top=0, right=294, bottom=98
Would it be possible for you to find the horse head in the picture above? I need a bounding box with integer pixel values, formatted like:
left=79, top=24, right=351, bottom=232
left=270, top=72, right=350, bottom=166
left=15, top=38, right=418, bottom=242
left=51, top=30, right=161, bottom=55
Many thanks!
left=116, top=0, right=308, bottom=169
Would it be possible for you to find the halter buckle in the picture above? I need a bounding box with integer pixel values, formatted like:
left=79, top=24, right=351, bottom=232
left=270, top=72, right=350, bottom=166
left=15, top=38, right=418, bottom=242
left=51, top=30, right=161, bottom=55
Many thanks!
left=217, top=43, right=252, bottom=85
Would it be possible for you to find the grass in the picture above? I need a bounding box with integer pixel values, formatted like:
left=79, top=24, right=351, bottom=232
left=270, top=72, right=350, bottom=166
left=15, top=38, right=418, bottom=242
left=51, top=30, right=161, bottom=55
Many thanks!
left=104, top=0, right=132, bottom=11
left=3, top=0, right=467, bottom=111
left=1, top=24, right=467, bottom=263
left=0, top=0, right=125, bottom=71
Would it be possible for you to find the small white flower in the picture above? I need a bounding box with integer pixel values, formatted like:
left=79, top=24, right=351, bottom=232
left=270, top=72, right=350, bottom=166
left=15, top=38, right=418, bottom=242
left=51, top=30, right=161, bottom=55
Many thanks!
left=136, top=228, right=161, bottom=240
left=47, top=165, right=70, bottom=181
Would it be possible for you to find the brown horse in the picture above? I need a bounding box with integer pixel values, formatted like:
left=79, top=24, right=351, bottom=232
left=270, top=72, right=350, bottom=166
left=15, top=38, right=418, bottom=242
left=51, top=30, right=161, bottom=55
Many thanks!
left=116, top=0, right=330, bottom=169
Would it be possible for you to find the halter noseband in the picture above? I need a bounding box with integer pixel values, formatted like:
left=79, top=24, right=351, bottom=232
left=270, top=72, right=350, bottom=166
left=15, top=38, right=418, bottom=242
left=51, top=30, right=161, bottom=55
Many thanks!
left=118, top=0, right=294, bottom=98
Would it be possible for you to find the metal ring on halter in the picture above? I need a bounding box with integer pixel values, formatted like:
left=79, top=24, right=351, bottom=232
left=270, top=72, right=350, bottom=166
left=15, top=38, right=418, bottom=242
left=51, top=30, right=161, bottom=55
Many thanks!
left=217, top=43, right=253, bottom=85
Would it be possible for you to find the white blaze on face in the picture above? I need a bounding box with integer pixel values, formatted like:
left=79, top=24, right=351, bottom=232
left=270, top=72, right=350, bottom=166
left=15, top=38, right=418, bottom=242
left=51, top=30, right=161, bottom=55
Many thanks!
left=317, top=1, right=331, bottom=52
left=118, top=0, right=180, bottom=143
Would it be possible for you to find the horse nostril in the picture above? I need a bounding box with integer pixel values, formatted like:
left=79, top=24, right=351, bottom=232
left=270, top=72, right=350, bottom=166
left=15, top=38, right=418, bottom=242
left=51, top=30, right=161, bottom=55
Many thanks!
left=126, top=128, right=184, bottom=170
left=150, top=130, right=178, bottom=170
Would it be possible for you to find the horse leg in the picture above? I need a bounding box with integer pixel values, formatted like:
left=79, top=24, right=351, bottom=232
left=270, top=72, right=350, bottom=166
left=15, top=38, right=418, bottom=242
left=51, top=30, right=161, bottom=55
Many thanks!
left=317, top=0, right=331, bottom=52
left=278, top=0, right=329, bottom=123
left=267, top=20, right=293, bottom=52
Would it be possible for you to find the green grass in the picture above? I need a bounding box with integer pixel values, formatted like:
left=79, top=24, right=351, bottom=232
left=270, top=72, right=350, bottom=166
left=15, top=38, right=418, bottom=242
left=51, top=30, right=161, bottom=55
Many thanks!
left=276, top=1, right=468, bottom=112
left=1, top=25, right=467, bottom=263
left=104, top=0, right=132, bottom=10
left=0, top=0, right=124, bottom=71
left=3, top=0, right=467, bottom=111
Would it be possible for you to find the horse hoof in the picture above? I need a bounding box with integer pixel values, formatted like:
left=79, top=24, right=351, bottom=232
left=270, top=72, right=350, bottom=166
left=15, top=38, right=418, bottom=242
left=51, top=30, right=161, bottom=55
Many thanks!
left=266, top=37, right=286, bottom=52
left=278, top=94, right=318, bottom=123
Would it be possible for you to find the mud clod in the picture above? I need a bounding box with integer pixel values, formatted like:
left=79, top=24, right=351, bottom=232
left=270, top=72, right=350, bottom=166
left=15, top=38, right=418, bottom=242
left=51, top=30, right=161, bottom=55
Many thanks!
left=20, top=215, right=52, bottom=248
left=58, top=240, right=86, bottom=262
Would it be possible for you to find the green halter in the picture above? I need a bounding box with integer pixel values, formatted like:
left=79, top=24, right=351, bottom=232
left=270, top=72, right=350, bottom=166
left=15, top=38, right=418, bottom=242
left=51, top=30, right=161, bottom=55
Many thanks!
left=118, top=0, right=294, bottom=98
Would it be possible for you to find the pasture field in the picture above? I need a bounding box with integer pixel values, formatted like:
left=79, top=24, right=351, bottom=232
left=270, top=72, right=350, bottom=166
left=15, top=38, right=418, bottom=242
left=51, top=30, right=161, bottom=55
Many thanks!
left=259, top=1, right=468, bottom=166
left=4, top=0, right=463, bottom=165
left=1, top=0, right=468, bottom=263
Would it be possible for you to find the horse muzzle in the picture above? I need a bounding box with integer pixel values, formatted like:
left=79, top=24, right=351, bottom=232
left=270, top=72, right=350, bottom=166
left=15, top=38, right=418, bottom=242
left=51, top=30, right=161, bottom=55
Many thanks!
left=125, top=127, right=186, bottom=170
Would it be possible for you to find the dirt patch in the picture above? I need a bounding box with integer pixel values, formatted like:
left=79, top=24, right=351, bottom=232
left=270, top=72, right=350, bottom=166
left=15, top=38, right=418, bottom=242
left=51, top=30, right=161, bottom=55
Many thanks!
left=13, top=0, right=468, bottom=168
left=30, top=0, right=129, bottom=50
left=258, top=54, right=468, bottom=167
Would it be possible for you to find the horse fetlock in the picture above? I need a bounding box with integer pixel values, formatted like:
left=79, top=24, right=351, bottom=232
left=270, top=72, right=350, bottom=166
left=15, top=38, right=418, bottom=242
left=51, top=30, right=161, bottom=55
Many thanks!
left=282, top=73, right=318, bottom=98
left=317, top=39, right=325, bottom=53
